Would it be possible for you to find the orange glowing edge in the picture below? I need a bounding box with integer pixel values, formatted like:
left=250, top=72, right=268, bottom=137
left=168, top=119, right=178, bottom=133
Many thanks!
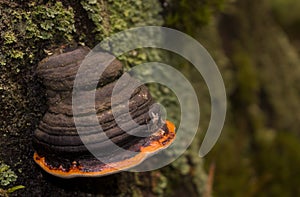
left=33, top=120, right=176, bottom=178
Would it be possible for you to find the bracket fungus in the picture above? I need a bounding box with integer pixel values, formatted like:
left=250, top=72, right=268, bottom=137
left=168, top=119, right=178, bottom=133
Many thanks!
left=33, top=46, right=176, bottom=178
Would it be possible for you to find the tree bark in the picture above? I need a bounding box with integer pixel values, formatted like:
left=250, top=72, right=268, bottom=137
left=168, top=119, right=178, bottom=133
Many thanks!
left=0, top=1, right=209, bottom=196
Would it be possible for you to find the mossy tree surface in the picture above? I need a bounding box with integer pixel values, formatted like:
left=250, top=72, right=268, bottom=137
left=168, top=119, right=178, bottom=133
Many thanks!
left=0, top=0, right=211, bottom=196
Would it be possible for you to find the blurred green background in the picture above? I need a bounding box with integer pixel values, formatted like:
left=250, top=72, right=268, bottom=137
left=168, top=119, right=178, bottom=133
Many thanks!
left=170, top=0, right=300, bottom=196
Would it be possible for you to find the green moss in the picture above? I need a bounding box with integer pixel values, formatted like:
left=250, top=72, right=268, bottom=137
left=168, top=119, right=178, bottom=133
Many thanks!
left=0, top=1, right=75, bottom=67
left=151, top=171, right=168, bottom=196
left=0, top=1, right=76, bottom=138
left=0, top=162, right=17, bottom=187
left=80, top=0, right=164, bottom=68
left=80, top=0, right=162, bottom=40
left=29, top=2, right=75, bottom=40
left=3, top=31, right=17, bottom=44
left=107, top=1, right=163, bottom=69
left=80, top=0, right=108, bottom=41
left=107, top=0, right=163, bottom=31
left=164, top=0, right=225, bottom=35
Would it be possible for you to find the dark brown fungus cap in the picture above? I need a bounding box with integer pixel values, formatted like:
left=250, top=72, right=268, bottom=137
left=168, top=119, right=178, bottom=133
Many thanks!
left=33, top=46, right=176, bottom=178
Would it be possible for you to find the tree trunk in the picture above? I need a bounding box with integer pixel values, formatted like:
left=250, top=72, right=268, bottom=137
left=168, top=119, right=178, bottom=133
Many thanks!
left=0, top=1, right=209, bottom=196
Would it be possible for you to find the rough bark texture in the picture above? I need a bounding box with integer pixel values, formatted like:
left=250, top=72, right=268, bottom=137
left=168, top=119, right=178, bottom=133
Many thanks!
left=0, top=0, right=208, bottom=196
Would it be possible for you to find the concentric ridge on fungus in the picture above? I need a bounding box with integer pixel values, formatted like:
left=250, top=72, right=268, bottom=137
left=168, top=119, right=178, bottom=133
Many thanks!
left=33, top=46, right=176, bottom=178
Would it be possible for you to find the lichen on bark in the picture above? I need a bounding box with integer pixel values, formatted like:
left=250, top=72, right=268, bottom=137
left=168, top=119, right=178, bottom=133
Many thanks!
left=0, top=0, right=225, bottom=196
